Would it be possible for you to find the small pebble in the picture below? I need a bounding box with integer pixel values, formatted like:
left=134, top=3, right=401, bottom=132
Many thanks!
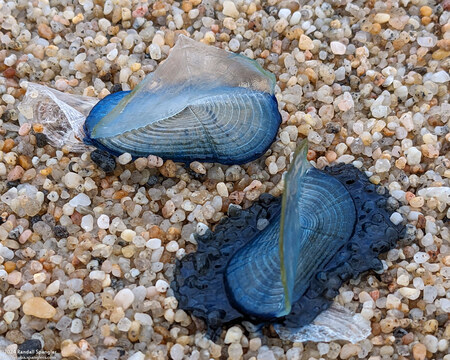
left=118, top=153, right=132, bottom=165
left=64, top=172, right=83, bottom=189
left=224, top=326, right=243, bottom=344
left=1, top=0, right=449, bottom=358
left=330, top=41, right=346, bottom=55
left=69, top=193, right=91, bottom=207
left=90, top=150, right=116, bottom=173
left=222, top=1, right=239, bottom=18
left=170, top=344, right=184, bottom=360
left=23, top=297, right=56, bottom=319
left=97, top=214, right=110, bottom=229
left=121, top=229, right=136, bottom=242
left=114, top=288, right=135, bottom=310
left=155, top=279, right=169, bottom=292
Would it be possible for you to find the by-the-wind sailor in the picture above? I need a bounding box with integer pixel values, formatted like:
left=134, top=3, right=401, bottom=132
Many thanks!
left=172, top=140, right=405, bottom=340
left=83, top=35, right=281, bottom=164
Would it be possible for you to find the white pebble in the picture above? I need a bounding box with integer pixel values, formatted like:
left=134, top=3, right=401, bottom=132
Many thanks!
left=440, top=298, right=450, bottom=312
left=268, top=162, right=278, bottom=175
left=67, top=278, right=83, bottom=292
left=417, top=36, right=436, bottom=48
left=424, top=334, right=438, bottom=353
left=280, top=131, right=290, bottom=144
left=224, top=326, right=243, bottom=344
left=170, top=344, right=185, bottom=360
left=117, top=317, right=132, bottom=331
left=89, top=270, right=106, bottom=281
left=146, top=238, right=162, bottom=250
left=438, top=339, right=448, bottom=352
left=2, top=94, right=15, bottom=104
left=68, top=294, right=84, bottom=309
left=130, top=269, right=140, bottom=277
left=44, top=280, right=60, bottom=296
left=81, top=215, right=94, bottom=232
left=406, top=147, right=422, bottom=165
left=336, top=155, right=355, bottom=164
left=278, top=8, right=291, bottom=19
left=47, top=191, right=59, bottom=202
left=134, top=313, right=153, bottom=326
left=166, top=240, right=179, bottom=252
left=128, top=352, right=145, bottom=360
left=423, top=286, right=437, bottom=303
left=3, top=296, right=21, bottom=311
left=114, top=288, right=135, bottom=310
left=420, top=233, right=434, bottom=247
left=330, top=41, right=346, bottom=55
left=121, top=229, right=136, bottom=242
left=188, top=9, right=199, bottom=19
left=118, top=153, right=132, bottom=165
left=64, top=172, right=83, bottom=189
left=107, top=48, right=118, bottom=61
left=70, top=318, right=83, bottom=334
left=318, top=343, right=330, bottom=356
left=290, top=11, right=301, bottom=25
left=389, top=212, right=403, bottom=225
left=69, top=193, right=91, bottom=207
left=149, top=44, right=161, bottom=60
left=341, top=291, right=354, bottom=303
left=396, top=274, right=409, bottom=286
left=174, top=14, right=183, bottom=28
left=413, top=251, right=430, bottom=264
left=98, top=18, right=111, bottom=32
left=371, top=105, right=389, bottom=118
left=4, top=54, right=17, bottom=66
left=399, top=287, right=420, bottom=300
left=431, top=70, right=450, bottom=83
left=413, top=277, right=424, bottom=290
left=216, top=182, right=229, bottom=197
left=155, top=279, right=169, bottom=292
left=0, top=270, right=8, bottom=281
left=229, top=38, right=240, bottom=52
left=222, top=0, right=239, bottom=18
left=375, top=158, right=391, bottom=173
left=97, top=214, right=110, bottom=229
left=196, top=222, right=209, bottom=235
left=119, top=67, right=132, bottom=83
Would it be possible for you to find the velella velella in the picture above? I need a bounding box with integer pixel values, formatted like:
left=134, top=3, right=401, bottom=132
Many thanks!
left=172, top=141, right=405, bottom=340
left=83, top=35, right=282, bottom=164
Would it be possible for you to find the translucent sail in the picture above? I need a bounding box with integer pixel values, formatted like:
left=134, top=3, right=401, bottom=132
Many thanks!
left=225, top=141, right=356, bottom=318
left=89, top=35, right=276, bottom=138
left=19, top=83, right=97, bottom=152
left=280, top=141, right=356, bottom=307
left=275, top=302, right=371, bottom=343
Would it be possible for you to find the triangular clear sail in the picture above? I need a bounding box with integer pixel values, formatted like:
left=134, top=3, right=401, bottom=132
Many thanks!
left=225, top=141, right=356, bottom=318
left=90, top=35, right=275, bottom=138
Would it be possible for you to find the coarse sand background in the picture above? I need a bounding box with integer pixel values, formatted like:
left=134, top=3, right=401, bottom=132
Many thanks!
left=0, top=0, right=449, bottom=359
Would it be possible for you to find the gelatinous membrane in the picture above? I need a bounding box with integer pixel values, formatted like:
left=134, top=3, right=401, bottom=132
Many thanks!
left=84, top=35, right=281, bottom=164
left=18, top=83, right=98, bottom=153
left=172, top=141, right=405, bottom=341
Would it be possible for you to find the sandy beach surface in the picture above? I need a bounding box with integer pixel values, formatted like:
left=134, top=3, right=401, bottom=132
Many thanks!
left=0, top=0, right=449, bottom=359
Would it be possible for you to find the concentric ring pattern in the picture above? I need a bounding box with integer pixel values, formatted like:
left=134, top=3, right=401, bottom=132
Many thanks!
left=225, top=218, right=286, bottom=319
left=86, top=87, right=280, bottom=164
left=84, top=35, right=282, bottom=164
left=282, top=167, right=356, bottom=306
left=224, top=142, right=356, bottom=318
